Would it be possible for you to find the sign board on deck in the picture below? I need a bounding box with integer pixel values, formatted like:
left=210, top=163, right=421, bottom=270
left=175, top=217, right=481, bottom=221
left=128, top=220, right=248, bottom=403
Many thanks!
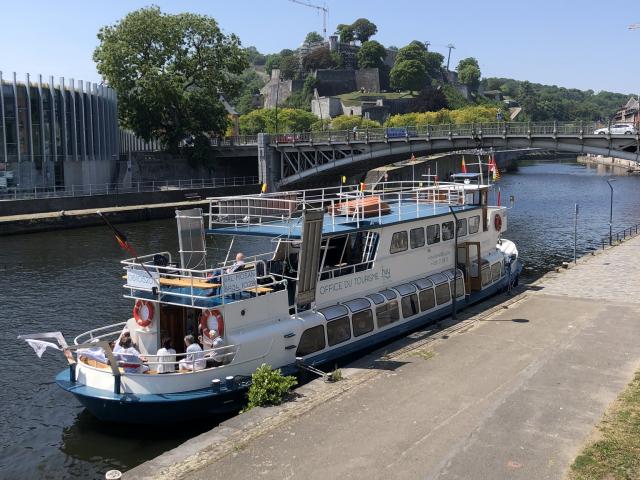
left=126, top=268, right=159, bottom=290
left=222, top=269, right=257, bottom=295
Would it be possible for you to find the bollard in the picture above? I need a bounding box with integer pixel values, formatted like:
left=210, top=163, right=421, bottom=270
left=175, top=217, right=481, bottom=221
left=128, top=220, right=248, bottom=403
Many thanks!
left=225, top=375, right=235, bottom=391
left=105, top=470, right=122, bottom=479
left=211, top=378, right=221, bottom=393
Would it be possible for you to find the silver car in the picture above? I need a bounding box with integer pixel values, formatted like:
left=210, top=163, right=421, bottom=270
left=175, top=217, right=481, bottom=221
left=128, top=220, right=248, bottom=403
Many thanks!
left=594, top=123, right=636, bottom=135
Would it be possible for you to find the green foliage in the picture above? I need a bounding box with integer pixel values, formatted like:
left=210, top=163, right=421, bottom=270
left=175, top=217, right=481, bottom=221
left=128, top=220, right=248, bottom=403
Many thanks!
left=245, top=46, right=266, bottom=66
left=457, top=57, right=480, bottom=71
left=335, top=23, right=355, bottom=43
left=390, top=59, right=428, bottom=93
left=305, top=31, right=324, bottom=44
left=285, top=75, right=318, bottom=111
left=424, top=52, right=445, bottom=81
left=385, top=105, right=500, bottom=127
left=457, top=57, right=481, bottom=91
left=395, top=43, right=428, bottom=66
left=443, top=84, right=470, bottom=109
left=358, top=40, right=387, bottom=69
left=239, top=108, right=317, bottom=134
left=351, top=18, right=378, bottom=43
left=93, top=6, right=248, bottom=152
left=279, top=55, right=301, bottom=80
left=329, top=115, right=381, bottom=131
left=229, top=69, right=267, bottom=115
left=265, top=54, right=281, bottom=75
left=243, top=364, right=297, bottom=411
left=330, top=367, right=343, bottom=382
left=302, top=47, right=337, bottom=71
left=410, top=86, right=448, bottom=112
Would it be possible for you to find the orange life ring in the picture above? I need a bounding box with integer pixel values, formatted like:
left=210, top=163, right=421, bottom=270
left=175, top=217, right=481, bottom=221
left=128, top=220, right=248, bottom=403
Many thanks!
left=494, top=213, right=503, bottom=231
left=200, top=309, right=224, bottom=338
left=133, top=300, right=154, bottom=328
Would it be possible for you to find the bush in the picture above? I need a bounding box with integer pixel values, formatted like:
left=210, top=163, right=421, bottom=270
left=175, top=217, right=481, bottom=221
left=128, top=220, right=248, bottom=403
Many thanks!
left=385, top=105, right=500, bottom=127
left=243, top=363, right=298, bottom=411
left=329, top=115, right=381, bottom=131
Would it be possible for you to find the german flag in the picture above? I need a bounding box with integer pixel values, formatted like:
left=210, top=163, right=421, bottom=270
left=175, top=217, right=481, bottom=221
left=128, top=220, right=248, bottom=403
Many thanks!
left=461, top=156, right=467, bottom=174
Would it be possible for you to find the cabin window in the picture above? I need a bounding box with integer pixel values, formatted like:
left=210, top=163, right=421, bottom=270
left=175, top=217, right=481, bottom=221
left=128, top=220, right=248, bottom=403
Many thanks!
left=327, top=316, right=351, bottom=346
left=401, top=294, right=419, bottom=318
left=441, top=221, right=454, bottom=241
left=320, top=232, right=379, bottom=279
left=481, top=266, right=492, bottom=286
left=491, top=262, right=502, bottom=282
left=419, top=288, right=435, bottom=311
left=427, top=224, right=440, bottom=245
left=376, top=300, right=400, bottom=327
left=390, top=231, right=408, bottom=254
left=410, top=227, right=425, bottom=249
left=449, top=277, right=465, bottom=298
left=468, top=215, right=480, bottom=234
left=456, top=218, right=467, bottom=237
left=296, top=325, right=326, bottom=357
left=352, top=310, right=374, bottom=337
left=435, top=283, right=451, bottom=305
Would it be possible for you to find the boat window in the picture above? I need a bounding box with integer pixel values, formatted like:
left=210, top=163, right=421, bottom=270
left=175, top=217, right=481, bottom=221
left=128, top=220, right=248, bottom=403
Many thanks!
left=380, top=289, right=397, bottom=301
left=481, top=265, right=492, bottom=286
left=343, top=298, right=371, bottom=313
left=456, top=218, right=467, bottom=237
left=390, top=231, right=408, bottom=254
left=327, top=316, right=352, bottom=346
left=419, top=288, right=435, bottom=311
left=366, top=293, right=386, bottom=305
left=428, top=273, right=448, bottom=285
left=468, top=215, right=480, bottom=234
left=491, top=262, right=502, bottom=282
left=427, top=224, right=440, bottom=245
left=441, top=221, right=454, bottom=241
left=352, top=310, right=374, bottom=337
left=414, top=277, right=434, bottom=290
left=394, top=283, right=417, bottom=296
left=435, top=283, right=451, bottom=305
left=410, top=227, right=425, bottom=249
left=318, top=305, right=350, bottom=321
left=401, top=293, right=419, bottom=318
left=296, top=325, right=326, bottom=357
left=376, top=300, right=400, bottom=327
left=449, top=276, right=465, bottom=298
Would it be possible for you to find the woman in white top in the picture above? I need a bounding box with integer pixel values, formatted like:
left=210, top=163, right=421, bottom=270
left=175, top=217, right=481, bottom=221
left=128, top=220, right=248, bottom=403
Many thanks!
left=179, top=334, right=206, bottom=371
left=155, top=337, right=177, bottom=373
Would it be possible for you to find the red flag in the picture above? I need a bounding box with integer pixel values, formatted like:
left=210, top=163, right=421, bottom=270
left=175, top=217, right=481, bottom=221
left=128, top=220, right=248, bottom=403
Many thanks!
left=96, top=211, right=136, bottom=256
left=461, top=157, right=467, bottom=174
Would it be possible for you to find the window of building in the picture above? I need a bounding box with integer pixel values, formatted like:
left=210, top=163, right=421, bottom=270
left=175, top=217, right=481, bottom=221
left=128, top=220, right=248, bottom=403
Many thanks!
left=442, top=221, right=454, bottom=241
left=435, top=283, right=451, bottom=305
left=401, top=294, right=419, bottom=318
left=390, top=231, right=408, bottom=254
left=327, top=316, right=351, bottom=346
left=296, top=325, right=326, bottom=357
left=491, top=262, right=502, bottom=282
left=456, top=218, right=467, bottom=237
left=427, top=224, right=440, bottom=245
left=468, top=215, right=480, bottom=234
left=418, top=288, right=435, bottom=311
left=410, top=227, right=425, bottom=249
left=376, top=300, right=399, bottom=327
left=352, top=310, right=374, bottom=337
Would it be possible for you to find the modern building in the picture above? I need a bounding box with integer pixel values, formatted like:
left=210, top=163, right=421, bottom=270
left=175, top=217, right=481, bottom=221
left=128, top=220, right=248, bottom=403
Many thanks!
left=0, top=71, right=118, bottom=191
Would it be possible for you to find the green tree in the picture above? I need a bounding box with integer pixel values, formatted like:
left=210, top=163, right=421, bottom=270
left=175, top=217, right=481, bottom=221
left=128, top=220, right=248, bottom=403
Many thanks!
left=390, top=60, right=427, bottom=93
left=330, top=115, right=381, bottom=130
left=304, top=31, right=324, bottom=44
left=230, top=69, right=267, bottom=114
left=457, top=57, right=479, bottom=71
left=357, top=40, right=386, bottom=69
left=335, top=23, right=355, bottom=43
left=517, top=80, right=539, bottom=119
left=279, top=55, right=301, bottom=80
left=424, top=52, right=445, bottom=81
left=239, top=108, right=317, bottom=134
left=351, top=18, right=378, bottom=43
left=93, top=6, right=248, bottom=152
left=457, top=57, right=481, bottom=91
left=410, top=86, right=448, bottom=112
left=302, top=47, right=337, bottom=71
left=395, top=42, right=427, bottom=66
left=245, top=46, right=266, bottom=65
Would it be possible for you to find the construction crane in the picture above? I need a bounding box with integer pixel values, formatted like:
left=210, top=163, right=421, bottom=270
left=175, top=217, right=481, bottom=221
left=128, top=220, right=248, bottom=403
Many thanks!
left=289, top=0, right=329, bottom=40
left=445, top=43, right=456, bottom=71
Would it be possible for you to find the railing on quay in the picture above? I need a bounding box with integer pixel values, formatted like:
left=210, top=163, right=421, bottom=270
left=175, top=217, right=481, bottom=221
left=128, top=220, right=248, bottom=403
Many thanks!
left=0, top=176, right=260, bottom=201
left=601, top=223, right=640, bottom=249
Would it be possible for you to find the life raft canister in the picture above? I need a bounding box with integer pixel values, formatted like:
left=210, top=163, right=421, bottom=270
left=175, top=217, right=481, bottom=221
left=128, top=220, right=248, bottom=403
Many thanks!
left=494, top=213, right=503, bottom=231
left=200, top=309, right=224, bottom=338
left=133, top=300, right=154, bottom=328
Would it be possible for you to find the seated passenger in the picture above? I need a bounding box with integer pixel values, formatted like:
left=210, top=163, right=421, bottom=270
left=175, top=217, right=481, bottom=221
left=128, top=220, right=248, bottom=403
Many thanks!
left=179, top=335, right=206, bottom=371
left=226, top=252, right=246, bottom=274
left=201, top=329, right=227, bottom=366
left=116, top=337, right=149, bottom=373
left=155, top=337, right=177, bottom=374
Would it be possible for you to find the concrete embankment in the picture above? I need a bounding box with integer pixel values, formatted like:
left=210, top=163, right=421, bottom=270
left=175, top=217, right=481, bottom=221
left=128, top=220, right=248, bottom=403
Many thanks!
left=126, top=234, right=640, bottom=480
left=577, top=154, right=640, bottom=172
left=0, top=185, right=258, bottom=235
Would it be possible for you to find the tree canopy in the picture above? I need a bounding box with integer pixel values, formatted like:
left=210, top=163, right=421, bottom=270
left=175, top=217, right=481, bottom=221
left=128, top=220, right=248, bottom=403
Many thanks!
left=335, top=18, right=377, bottom=44
left=335, top=23, right=355, bottom=43
left=304, top=31, right=324, bottom=44
left=357, top=40, right=386, bottom=69
left=239, top=108, right=317, bottom=134
left=390, top=59, right=427, bottom=93
left=93, top=6, right=247, bottom=153
left=302, top=47, right=337, bottom=71
left=456, top=57, right=481, bottom=91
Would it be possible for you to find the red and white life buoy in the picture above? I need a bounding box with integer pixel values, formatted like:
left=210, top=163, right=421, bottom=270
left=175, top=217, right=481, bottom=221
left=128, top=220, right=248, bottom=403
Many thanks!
left=200, top=309, right=224, bottom=338
left=494, top=213, right=503, bottom=231
left=133, top=300, right=154, bottom=328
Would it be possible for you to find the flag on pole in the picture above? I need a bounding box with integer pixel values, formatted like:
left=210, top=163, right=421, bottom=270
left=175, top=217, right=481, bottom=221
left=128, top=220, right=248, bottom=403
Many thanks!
left=490, top=155, right=500, bottom=181
left=24, top=339, right=62, bottom=358
left=97, top=211, right=135, bottom=255
left=341, top=175, right=347, bottom=184
left=461, top=156, right=467, bottom=174
left=261, top=183, right=268, bottom=193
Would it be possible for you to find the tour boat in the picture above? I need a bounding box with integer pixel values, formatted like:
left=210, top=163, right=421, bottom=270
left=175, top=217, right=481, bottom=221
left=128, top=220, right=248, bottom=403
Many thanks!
left=20, top=175, right=521, bottom=424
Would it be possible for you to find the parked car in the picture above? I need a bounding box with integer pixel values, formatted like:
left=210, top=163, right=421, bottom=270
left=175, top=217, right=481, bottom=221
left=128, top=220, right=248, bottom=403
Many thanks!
left=594, top=124, right=636, bottom=135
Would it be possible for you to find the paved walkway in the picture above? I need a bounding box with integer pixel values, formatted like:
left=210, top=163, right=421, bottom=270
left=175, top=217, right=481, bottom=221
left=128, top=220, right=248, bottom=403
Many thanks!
left=129, top=236, right=640, bottom=480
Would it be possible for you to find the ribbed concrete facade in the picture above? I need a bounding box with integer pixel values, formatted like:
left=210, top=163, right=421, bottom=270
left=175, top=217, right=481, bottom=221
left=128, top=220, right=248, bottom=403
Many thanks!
left=0, top=71, right=118, bottom=190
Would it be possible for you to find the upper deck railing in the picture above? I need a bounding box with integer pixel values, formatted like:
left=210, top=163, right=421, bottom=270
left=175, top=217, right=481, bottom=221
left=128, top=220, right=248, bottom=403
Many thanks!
left=206, top=180, right=481, bottom=233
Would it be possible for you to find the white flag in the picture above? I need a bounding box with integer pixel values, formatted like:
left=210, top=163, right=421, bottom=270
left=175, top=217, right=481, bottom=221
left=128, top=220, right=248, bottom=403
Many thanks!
left=25, top=339, right=62, bottom=358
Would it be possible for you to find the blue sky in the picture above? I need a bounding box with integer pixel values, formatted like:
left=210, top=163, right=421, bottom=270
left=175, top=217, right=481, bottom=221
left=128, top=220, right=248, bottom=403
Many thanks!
left=0, top=0, right=638, bottom=94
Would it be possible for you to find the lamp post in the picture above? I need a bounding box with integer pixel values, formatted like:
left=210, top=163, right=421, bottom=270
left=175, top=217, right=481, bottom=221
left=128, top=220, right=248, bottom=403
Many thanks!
left=606, top=178, right=615, bottom=245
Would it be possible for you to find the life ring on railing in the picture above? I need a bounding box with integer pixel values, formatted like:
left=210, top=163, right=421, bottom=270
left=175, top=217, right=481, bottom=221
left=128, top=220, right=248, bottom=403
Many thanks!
left=494, top=213, right=503, bottom=231
left=200, top=309, right=224, bottom=338
left=133, top=300, right=154, bottom=328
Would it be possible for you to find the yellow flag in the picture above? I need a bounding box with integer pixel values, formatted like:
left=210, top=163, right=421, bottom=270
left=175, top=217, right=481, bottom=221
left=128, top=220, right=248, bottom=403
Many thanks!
left=341, top=175, right=347, bottom=184
left=261, top=183, right=267, bottom=193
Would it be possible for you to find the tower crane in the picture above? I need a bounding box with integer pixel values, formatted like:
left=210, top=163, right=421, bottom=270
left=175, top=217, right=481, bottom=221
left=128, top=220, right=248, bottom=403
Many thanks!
left=289, top=0, right=329, bottom=40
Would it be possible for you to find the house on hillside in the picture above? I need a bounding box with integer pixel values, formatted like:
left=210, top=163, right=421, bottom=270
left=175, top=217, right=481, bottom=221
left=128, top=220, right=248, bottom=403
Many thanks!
left=613, top=97, right=639, bottom=124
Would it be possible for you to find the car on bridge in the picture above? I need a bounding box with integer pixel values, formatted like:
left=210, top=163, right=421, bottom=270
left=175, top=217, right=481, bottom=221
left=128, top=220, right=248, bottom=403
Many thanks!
left=594, top=124, right=636, bottom=135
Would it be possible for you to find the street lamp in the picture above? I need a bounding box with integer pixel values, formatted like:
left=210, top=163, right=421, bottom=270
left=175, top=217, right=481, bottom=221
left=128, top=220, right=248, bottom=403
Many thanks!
left=606, top=178, right=615, bottom=245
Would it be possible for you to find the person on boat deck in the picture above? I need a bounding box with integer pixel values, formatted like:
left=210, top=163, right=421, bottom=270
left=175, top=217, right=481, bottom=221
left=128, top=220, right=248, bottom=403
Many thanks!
left=156, top=337, right=177, bottom=374
left=179, top=335, right=206, bottom=371
left=200, top=329, right=226, bottom=366
left=117, top=337, right=149, bottom=373
left=226, top=252, right=246, bottom=274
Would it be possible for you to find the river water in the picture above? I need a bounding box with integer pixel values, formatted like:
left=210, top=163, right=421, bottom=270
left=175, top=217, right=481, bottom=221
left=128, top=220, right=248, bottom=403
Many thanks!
left=1, top=159, right=639, bottom=479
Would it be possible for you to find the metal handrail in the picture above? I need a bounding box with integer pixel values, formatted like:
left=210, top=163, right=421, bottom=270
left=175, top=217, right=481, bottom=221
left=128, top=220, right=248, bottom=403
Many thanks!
left=601, top=223, right=640, bottom=248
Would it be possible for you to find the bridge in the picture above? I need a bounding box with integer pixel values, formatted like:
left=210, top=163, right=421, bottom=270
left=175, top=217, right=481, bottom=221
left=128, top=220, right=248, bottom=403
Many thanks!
left=216, top=121, right=640, bottom=188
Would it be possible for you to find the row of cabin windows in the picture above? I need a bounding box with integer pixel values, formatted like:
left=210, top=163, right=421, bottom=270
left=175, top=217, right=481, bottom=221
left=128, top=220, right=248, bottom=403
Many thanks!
left=296, top=277, right=464, bottom=357
left=390, top=215, right=481, bottom=254
left=482, top=260, right=504, bottom=287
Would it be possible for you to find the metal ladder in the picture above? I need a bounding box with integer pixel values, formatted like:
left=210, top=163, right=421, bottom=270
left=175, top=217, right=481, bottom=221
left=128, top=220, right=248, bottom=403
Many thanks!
left=361, top=231, right=377, bottom=266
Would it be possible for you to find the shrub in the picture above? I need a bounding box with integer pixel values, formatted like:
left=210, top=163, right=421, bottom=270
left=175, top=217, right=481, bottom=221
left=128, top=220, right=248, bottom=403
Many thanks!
left=243, top=363, right=298, bottom=411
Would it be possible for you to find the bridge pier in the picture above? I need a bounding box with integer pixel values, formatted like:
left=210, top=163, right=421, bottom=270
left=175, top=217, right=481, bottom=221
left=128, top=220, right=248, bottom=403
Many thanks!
left=257, top=133, right=280, bottom=191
